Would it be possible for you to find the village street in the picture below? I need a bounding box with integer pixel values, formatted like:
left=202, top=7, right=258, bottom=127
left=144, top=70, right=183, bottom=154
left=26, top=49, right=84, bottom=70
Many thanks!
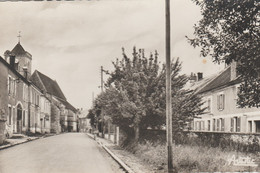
left=0, top=133, right=123, bottom=173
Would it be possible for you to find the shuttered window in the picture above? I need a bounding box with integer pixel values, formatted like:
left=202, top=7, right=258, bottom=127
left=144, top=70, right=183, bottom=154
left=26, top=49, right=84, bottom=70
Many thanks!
left=217, top=94, right=225, bottom=110
left=213, top=119, right=216, bottom=131
left=231, top=118, right=234, bottom=132
left=221, top=118, right=225, bottom=131
left=237, top=117, right=241, bottom=132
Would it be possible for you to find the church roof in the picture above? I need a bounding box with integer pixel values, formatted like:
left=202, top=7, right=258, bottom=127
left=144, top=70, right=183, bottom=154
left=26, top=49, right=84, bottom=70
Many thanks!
left=30, top=70, right=67, bottom=101
left=11, top=43, right=32, bottom=59
left=56, top=97, right=77, bottom=113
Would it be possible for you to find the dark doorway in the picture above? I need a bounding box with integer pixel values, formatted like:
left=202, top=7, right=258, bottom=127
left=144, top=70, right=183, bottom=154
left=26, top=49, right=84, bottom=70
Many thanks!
left=17, top=104, right=23, bottom=133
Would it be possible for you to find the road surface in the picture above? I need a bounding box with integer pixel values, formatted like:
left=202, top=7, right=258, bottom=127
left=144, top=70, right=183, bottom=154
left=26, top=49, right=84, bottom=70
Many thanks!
left=0, top=133, right=124, bottom=173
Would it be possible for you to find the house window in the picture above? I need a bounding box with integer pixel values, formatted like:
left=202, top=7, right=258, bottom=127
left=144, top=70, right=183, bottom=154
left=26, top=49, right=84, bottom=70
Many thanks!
left=255, top=121, right=260, bottom=133
left=207, top=120, right=210, bottom=131
left=231, top=117, right=240, bottom=132
left=207, top=98, right=211, bottom=113
left=37, top=95, right=40, bottom=106
left=8, top=77, right=12, bottom=94
left=217, top=119, right=220, bottom=131
left=201, top=121, right=204, bottom=130
left=248, top=121, right=252, bottom=133
left=221, top=118, right=225, bottom=131
left=13, top=80, right=16, bottom=96
left=217, top=93, right=225, bottom=110
left=213, top=119, right=216, bottom=131
left=8, top=106, right=12, bottom=125
left=236, top=117, right=241, bottom=132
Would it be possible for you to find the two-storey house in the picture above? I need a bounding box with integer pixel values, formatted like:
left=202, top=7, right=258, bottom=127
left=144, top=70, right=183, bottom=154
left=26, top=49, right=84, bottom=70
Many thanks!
left=193, top=62, right=260, bottom=133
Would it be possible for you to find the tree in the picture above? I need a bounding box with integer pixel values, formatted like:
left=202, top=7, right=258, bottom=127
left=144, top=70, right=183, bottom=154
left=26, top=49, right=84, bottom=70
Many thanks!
left=187, top=0, right=260, bottom=107
left=94, top=47, right=205, bottom=144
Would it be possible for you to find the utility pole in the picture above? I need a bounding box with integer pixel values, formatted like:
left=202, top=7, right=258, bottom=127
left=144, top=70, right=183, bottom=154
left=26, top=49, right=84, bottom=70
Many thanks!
left=100, top=66, right=104, bottom=138
left=165, top=0, right=174, bottom=173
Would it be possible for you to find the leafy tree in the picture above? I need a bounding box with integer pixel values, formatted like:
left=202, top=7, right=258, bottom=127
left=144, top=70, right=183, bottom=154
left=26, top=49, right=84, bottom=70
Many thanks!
left=187, top=0, right=260, bottom=107
left=87, top=109, right=98, bottom=129
left=95, top=47, right=205, bottom=143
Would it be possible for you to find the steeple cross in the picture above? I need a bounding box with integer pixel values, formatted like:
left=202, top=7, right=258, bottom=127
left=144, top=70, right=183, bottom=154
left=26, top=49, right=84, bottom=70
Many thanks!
left=17, top=31, right=22, bottom=43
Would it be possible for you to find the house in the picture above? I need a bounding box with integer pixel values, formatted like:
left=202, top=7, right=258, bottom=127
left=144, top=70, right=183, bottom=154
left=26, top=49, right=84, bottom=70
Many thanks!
left=0, top=53, right=30, bottom=137
left=0, top=42, right=53, bottom=143
left=78, top=109, right=91, bottom=133
left=30, top=70, right=78, bottom=133
left=193, top=61, right=260, bottom=133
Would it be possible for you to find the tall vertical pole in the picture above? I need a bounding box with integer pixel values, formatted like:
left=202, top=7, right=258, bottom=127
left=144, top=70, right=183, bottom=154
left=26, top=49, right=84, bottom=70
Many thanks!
left=165, top=0, right=174, bottom=173
left=101, top=66, right=104, bottom=138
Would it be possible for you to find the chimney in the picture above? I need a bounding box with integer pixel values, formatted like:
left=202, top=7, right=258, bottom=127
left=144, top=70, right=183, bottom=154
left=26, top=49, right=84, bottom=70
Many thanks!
left=197, top=72, right=203, bottom=81
left=230, top=60, right=237, bottom=81
left=10, top=55, right=15, bottom=68
left=23, top=67, right=28, bottom=79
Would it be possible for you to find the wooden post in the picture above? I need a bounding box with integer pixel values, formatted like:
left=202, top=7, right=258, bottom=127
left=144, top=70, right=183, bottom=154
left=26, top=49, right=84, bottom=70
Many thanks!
left=165, top=0, right=174, bottom=172
left=116, top=126, right=119, bottom=146
left=101, top=66, right=104, bottom=138
left=114, top=125, right=117, bottom=144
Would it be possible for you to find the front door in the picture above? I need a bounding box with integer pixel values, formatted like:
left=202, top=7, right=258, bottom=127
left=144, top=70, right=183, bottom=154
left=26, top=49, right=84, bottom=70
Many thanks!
left=17, top=104, right=22, bottom=133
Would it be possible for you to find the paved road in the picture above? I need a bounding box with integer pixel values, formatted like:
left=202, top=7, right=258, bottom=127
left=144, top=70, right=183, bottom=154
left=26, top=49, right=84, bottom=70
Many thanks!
left=0, top=133, right=123, bottom=173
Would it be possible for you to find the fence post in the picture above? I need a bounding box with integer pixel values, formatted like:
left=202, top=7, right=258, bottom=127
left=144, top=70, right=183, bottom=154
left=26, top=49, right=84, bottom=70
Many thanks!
left=116, top=126, right=120, bottom=146
left=108, top=121, right=111, bottom=141
left=114, top=125, right=116, bottom=144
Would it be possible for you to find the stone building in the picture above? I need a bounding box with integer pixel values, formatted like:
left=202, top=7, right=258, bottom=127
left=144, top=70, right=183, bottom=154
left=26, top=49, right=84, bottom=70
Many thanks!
left=192, top=61, right=260, bottom=133
left=30, top=70, right=78, bottom=133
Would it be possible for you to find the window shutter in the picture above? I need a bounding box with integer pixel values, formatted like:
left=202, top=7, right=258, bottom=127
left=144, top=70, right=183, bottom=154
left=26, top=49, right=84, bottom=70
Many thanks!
left=217, top=95, right=220, bottom=110
left=231, top=118, right=234, bottom=132
left=221, top=118, right=225, bottom=131
left=213, top=119, right=216, bottom=131
left=222, top=94, right=225, bottom=110
left=237, top=117, right=241, bottom=132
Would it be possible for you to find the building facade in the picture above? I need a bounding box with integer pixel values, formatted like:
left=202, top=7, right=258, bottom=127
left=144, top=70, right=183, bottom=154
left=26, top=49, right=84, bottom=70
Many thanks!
left=0, top=42, right=77, bottom=144
left=193, top=62, right=260, bottom=133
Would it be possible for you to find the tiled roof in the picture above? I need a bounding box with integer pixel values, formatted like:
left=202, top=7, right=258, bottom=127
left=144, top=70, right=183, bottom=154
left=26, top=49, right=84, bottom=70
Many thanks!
left=56, top=97, right=77, bottom=113
left=198, top=66, right=240, bottom=94
left=30, top=70, right=67, bottom=100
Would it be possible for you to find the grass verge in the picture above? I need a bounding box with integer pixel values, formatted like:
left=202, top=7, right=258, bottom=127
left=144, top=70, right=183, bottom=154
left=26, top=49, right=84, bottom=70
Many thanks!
left=131, top=141, right=260, bottom=172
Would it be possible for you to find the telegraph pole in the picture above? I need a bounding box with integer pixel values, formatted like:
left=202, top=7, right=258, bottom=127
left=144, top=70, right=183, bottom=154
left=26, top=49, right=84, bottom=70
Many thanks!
left=165, top=0, right=174, bottom=172
left=101, top=66, right=104, bottom=138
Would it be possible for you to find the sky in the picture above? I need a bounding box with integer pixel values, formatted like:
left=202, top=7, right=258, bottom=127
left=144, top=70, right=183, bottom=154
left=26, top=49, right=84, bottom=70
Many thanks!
left=0, top=0, right=224, bottom=110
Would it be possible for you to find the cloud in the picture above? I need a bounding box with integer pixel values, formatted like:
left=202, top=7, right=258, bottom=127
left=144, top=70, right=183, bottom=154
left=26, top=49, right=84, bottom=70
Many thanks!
left=0, top=0, right=223, bottom=109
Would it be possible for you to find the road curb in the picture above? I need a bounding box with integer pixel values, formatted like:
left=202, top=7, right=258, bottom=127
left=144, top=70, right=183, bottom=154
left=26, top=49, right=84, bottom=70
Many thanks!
left=0, top=137, right=40, bottom=150
left=87, top=133, right=135, bottom=173
left=0, top=133, right=59, bottom=151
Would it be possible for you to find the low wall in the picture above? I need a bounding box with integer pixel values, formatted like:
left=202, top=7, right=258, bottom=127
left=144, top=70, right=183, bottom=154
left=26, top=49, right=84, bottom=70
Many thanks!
left=139, top=129, right=260, bottom=152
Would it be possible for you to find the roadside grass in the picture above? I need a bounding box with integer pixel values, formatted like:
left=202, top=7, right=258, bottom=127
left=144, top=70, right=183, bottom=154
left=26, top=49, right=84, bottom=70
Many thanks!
left=132, top=141, right=260, bottom=172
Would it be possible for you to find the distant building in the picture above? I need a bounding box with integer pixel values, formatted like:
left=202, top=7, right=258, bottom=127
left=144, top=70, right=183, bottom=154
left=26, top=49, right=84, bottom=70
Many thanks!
left=192, top=61, right=260, bottom=133
left=78, top=109, right=91, bottom=133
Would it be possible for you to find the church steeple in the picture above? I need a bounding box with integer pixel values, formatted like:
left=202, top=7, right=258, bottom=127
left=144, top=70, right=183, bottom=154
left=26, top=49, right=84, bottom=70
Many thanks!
left=5, top=34, right=33, bottom=78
